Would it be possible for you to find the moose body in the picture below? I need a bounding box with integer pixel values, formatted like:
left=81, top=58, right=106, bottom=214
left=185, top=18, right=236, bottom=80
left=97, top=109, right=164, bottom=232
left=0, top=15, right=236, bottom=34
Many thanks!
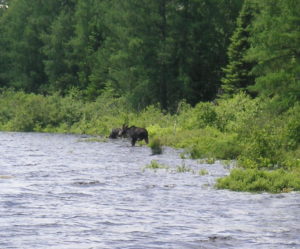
left=120, top=125, right=149, bottom=146
left=109, top=128, right=122, bottom=139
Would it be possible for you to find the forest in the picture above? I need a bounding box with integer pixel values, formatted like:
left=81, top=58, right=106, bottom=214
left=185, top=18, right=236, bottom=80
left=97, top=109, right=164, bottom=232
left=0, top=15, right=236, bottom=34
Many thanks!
left=0, top=0, right=299, bottom=192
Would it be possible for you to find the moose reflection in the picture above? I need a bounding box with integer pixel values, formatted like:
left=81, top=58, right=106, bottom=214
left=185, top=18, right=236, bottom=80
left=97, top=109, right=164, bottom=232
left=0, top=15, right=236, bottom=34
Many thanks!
left=120, top=125, right=149, bottom=146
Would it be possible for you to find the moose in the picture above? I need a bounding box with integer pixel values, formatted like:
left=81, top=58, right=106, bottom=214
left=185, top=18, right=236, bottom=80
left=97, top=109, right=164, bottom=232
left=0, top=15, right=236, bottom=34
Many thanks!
left=108, top=128, right=122, bottom=139
left=119, top=124, right=149, bottom=146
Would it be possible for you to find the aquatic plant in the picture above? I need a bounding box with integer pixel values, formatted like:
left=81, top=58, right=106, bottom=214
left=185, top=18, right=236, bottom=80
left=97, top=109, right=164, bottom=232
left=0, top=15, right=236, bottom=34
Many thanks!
left=77, top=136, right=108, bottom=143
left=198, top=158, right=216, bottom=164
left=149, top=138, right=163, bottom=155
left=143, top=160, right=169, bottom=171
left=176, top=161, right=193, bottom=173
left=199, top=169, right=209, bottom=176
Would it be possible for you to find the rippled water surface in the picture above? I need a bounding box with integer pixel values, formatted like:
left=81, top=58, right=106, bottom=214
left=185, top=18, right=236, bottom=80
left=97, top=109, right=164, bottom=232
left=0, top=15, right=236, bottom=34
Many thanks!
left=0, top=132, right=299, bottom=249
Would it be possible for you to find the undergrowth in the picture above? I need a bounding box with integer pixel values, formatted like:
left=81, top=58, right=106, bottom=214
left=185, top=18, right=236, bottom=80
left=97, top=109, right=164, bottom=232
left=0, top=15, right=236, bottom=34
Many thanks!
left=0, top=89, right=299, bottom=193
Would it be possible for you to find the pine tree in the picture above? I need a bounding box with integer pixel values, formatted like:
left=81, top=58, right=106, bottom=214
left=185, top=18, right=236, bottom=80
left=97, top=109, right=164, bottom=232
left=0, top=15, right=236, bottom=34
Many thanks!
left=97, top=0, right=243, bottom=110
left=71, top=0, right=108, bottom=98
left=170, top=0, right=244, bottom=105
left=42, top=4, right=77, bottom=94
left=0, top=0, right=61, bottom=92
left=221, top=0, right=257, bottom=98
left=247, top=0, right=300, bottom=108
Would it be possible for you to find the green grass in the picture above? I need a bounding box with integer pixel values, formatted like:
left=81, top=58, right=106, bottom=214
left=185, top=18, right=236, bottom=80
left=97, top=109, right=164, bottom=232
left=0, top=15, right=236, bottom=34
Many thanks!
left=143, top=160, right=169, bottom=171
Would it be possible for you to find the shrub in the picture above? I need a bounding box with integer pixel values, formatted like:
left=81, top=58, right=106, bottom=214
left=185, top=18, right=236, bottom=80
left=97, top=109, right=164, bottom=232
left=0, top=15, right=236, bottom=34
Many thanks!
left=149, top=137, right=163, bottom=155
left=284, top=103, right=300, bottom=149
left=214, top=92, right=260, bottom=132
left=179, top=102, right=217, bottom=130
left=216, top=168, right=300, bottom=193
left=188, top=127, right=241, bottom=159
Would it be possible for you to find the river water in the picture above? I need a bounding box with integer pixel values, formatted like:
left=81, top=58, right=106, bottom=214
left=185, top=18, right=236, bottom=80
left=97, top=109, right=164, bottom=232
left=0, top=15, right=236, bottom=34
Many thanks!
left=0, top=132, right=299, bottom=249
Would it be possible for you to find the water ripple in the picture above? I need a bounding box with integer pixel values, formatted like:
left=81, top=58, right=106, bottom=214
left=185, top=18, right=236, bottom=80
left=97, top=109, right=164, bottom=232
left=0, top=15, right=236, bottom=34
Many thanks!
left=0, top=132, right=299, bottom=248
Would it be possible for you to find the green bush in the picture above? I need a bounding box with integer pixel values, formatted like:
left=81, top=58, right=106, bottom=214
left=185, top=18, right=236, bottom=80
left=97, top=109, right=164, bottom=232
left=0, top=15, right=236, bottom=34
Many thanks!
left=149, top=137, right=163, bottom=155
left=187, top=127, right=241, bottom=159
left=214, top=92, right=261, bottom=132
left=238, top=126, right=285, bottom=169
left=235, top=102, right=300, bottom=170
left=0, top=90, right=86, bottom=132
left=216, top=168, right=300, bottom=193
left=284, top=103, right=300, bottom=149
left=178, top=102, right=217, bottom=130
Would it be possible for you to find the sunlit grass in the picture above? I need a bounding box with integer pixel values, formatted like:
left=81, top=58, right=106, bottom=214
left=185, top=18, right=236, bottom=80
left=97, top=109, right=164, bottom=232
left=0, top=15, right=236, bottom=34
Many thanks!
left=143, top=160, right=169, bottom=171
left=199, top=169, right=209, bottom=175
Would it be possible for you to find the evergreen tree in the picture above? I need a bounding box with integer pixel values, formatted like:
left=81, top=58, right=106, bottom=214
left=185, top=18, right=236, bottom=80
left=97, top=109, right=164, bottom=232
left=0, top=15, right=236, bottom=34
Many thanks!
left=0, top=0, right=61, bottom=92
left=221, top=0, right=257, bottom=98
left=0, top=0, right=243, bottom=108
left=98, top=0, right=243, bottom=110
left=71, top=0, right=108, bottom=98
left=247, top=0, right=300, bottom=108
left=166, top=0, right=244, bottom=106
left=96, top=0, right=168, bottom=108
left=0, top=1, right=9, bottom=87
left=42, top=1, right=77, bottom=94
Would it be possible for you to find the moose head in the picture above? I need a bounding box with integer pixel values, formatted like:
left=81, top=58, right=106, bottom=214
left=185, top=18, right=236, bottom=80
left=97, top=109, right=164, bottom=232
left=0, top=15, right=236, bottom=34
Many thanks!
left=108, top=128, right=122, bottom=139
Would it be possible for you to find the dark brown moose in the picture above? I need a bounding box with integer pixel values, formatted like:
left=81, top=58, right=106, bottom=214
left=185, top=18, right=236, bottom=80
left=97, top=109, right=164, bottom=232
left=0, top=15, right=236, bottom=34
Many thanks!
left=109, top=128, right=122, bottom=139
left=120, top=125, right=149, bottom=146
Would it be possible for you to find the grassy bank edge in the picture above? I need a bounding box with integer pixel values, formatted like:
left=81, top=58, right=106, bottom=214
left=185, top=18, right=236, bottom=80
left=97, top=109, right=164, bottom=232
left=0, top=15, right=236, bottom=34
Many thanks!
left=0, top=90, right=299, bottom=193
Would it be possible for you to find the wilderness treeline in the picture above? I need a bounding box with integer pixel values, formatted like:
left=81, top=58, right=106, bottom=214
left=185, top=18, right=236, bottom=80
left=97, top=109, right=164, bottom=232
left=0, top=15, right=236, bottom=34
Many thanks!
left=1, top=0, right=243, bottom=109
left=1, top=0, right=299, bottom=109
left=0, top=0, right=299, bottom=192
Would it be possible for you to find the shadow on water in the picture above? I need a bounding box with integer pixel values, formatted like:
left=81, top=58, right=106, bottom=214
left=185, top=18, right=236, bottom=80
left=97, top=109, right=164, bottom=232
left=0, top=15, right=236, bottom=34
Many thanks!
left=0, top=132, right=299, bottom=249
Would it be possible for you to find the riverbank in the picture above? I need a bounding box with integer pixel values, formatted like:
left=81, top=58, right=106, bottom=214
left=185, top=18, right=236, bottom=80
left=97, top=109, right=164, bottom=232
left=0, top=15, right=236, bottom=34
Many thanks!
left=0, top=89, right=299, bottom=193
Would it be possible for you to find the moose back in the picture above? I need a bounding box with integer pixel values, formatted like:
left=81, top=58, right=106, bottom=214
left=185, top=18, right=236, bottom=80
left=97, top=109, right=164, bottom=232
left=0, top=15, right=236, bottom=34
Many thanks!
left=120, top=125, right=149, bottom=146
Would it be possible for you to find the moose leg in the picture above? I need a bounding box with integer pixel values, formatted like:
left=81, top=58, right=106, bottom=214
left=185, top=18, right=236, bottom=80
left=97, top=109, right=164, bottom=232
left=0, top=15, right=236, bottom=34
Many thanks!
left=131, top=137, right=137, bottom=146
